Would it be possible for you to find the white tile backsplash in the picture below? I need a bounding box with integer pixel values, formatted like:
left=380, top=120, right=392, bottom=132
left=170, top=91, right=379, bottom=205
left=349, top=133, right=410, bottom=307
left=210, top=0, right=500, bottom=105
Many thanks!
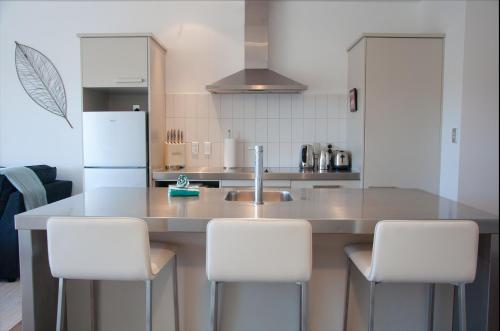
left=255, top=118, right=268, bottom=142
left=244, top=118, right=256, bottom=142
left=267, top=95, right=280, bottom=118
left=243, top=95, right=256, bottom=119
left=279, top=118, right=292, bottom=142
left=174, top=94, right=185, bottom=118
left=166, top=93, right=347, bottom=167
left=303, top=95, right=316, bottom=118
left=220, top=95, right=233, bottom=118
left=268, top=118, right=280, bottom=142
left=196, top=94, right=208, bottom=118
left=279, top=95, right=292, bottom=118
left=315, top=94, right=328, bottom=118
left=232, top=95, right=245, bottom=118
left=291, top=94, right=304, bottom=119
left=256, top=95, right=268, bottom=118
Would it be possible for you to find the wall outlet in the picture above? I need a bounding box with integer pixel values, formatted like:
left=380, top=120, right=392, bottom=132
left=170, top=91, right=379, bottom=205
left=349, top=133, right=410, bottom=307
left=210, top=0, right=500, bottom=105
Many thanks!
left=191, top=141, right=199, bottom=155
left=452, top=128, right=458, bottom=144
left=132, top=104, right=140, bottom=111
left=204, top=142, right=211, bottom=155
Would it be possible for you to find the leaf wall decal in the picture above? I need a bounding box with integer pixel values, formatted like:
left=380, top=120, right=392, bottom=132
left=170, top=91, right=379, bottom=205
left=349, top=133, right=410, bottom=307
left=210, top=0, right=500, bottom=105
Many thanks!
left=14, top=41, right=73, bottom=128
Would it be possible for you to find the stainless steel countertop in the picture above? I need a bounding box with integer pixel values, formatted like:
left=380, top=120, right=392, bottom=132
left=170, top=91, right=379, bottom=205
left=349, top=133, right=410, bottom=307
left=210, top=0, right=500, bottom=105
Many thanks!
left=15, top=187, right=498, bottom=234
left=152, top=167, right=360, bottom=181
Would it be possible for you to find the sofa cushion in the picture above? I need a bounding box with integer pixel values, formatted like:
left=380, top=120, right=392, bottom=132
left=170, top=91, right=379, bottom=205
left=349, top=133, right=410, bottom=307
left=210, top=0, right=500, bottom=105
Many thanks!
left=26, top=165, right=57, bottom=184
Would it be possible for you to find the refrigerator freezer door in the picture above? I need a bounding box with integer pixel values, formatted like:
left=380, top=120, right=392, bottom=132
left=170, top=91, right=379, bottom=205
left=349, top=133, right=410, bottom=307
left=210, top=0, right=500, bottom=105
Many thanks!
left=83, top=111, right=147, bottom=167
left=84, top=168, right=147, bottom=192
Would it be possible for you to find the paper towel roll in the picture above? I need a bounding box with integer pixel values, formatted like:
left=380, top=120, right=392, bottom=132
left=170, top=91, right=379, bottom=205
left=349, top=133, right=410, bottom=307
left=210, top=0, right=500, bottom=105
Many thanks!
left=224, top=138, right=237, bottom=168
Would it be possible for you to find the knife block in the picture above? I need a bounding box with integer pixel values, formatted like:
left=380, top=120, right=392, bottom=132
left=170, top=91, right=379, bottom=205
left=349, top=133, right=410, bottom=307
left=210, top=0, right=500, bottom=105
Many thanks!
left=164, top=143, right=186, bottom=169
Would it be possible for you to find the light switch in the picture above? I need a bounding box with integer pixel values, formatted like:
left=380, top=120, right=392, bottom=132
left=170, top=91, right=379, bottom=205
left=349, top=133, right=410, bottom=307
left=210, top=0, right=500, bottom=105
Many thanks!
left=452, top=128, right=458, bottom=144
left=192, top=141, right=199, bottom=155
left=204, top=142, right=211, bottom=155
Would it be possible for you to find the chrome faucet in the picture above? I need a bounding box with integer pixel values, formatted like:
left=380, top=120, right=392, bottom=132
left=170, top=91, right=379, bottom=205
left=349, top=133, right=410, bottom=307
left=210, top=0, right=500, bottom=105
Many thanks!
left=254, top=145, right=264, bottom=204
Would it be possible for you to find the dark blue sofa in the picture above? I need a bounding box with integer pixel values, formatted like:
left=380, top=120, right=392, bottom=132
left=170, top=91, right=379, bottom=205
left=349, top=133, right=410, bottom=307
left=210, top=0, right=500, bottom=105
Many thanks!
left=0, top=165, right=72, bottom=281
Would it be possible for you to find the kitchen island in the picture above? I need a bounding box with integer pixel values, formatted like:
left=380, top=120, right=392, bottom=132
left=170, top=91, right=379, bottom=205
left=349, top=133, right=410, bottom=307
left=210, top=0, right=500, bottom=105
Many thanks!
left=16, top=187, right=498, bottom=331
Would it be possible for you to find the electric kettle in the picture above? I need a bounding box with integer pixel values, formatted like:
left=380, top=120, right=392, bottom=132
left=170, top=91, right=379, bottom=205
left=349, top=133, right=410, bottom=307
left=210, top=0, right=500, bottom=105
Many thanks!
left=299, top=144, right=314, bottom=169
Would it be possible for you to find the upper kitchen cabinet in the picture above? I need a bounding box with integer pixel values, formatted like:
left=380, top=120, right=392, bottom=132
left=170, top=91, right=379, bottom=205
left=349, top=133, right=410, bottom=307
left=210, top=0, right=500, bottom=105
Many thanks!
left=346, top=34, right=444, bottom=194
left=80, top=34, right=149, bottom=88
left=79, top=33, right=167, bottom=186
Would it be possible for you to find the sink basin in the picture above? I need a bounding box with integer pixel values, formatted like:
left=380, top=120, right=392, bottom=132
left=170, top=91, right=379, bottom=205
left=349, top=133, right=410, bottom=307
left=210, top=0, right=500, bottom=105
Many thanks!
left=225, top=190, right=293, bottom=202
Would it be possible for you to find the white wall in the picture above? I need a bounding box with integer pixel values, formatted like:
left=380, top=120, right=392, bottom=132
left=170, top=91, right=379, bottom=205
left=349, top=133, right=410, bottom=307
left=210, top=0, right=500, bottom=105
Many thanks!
left=418, top=1, right=467, bottom=201
left=458, top=0, right=499, bottom=215
left=0, top=1, right=244, bottom=193
left=268, top=1, right=422, bottom=94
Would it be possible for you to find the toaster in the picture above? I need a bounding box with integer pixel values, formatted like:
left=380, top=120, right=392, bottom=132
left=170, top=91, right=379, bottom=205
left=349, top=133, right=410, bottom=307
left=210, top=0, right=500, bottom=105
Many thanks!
left=333, top=150, right=351, bottom=170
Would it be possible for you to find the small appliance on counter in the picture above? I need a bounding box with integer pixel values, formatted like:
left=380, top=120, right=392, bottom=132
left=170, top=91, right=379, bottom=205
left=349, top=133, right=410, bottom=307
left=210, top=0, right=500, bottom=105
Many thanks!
left=333, top=150, right=351, bottom=170
left=299, top=144, right=314, bottom=169
left=164, top=129, right=186, bottom=169
left=319, top=149, right=329, bottom=171
left=327, top=144, right=335, bottom=170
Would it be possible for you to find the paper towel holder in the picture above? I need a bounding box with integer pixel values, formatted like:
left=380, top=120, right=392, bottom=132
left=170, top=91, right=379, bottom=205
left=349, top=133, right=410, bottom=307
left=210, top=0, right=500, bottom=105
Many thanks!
left=224, top=129, right=237, bottom=169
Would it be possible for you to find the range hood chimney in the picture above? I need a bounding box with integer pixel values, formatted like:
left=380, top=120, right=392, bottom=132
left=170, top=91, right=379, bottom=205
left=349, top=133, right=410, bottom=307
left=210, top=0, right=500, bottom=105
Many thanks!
left=206, top=1, right=307, bottom=94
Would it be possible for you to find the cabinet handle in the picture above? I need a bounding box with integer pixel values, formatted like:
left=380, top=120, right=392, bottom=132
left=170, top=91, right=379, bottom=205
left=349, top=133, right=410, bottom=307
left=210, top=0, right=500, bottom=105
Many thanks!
left=114, top=78, right=145, bottom=84
left=312, top=185, right=341, bottom=189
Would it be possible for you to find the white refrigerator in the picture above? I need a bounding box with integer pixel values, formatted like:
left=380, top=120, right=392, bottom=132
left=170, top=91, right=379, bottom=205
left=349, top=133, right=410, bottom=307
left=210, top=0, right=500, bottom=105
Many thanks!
left=83, top=111, right=147, bottom=191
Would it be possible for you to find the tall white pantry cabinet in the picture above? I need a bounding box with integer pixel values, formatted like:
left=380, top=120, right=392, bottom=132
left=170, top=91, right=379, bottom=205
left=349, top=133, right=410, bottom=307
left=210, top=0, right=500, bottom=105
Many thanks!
left=346, top=34, right=444, bottom=194
left=79, top=33, right=166, bottom=189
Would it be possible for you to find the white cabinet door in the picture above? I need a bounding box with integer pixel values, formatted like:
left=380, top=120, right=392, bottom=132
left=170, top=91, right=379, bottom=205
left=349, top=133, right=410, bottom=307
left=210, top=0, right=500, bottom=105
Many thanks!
left=83, top=112, right=147, bottom=167
left=363, top=38, right=443, bottom=193
left=291, top=180, right=361, bottom=189
left=81, top=37, right=148, bottom=88
left=84, top=168, right=147, bottom=192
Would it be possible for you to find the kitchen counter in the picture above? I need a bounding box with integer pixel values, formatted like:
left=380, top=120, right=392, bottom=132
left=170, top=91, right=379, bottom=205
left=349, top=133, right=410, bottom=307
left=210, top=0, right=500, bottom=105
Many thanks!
left=15, top=187, right=499, bottom=331
left=152, top=167, right=360, bottom=181
left=16, top=187, right=498, bottom=233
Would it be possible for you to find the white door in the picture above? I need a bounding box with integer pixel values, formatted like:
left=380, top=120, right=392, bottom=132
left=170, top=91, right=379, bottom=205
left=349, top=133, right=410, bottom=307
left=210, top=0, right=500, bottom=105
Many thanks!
left=84, top=168, right=147, bottom=191
left=81, top=37, right=148, bottom=88
left=83, top=111, right=147, bottom=167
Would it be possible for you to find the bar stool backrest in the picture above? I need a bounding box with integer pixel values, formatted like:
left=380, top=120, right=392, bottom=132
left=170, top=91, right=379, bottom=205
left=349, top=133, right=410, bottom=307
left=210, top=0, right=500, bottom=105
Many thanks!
left=206, top=219, right=312, bottom=282
left=370, top=220, right=479, bottom=283
left=47, top=217, right=153, bottom=281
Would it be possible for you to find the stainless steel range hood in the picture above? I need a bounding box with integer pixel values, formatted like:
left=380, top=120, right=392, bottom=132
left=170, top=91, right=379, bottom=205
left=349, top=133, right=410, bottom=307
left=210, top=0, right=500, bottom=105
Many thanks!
left=206, top=1, right=307, bottom=94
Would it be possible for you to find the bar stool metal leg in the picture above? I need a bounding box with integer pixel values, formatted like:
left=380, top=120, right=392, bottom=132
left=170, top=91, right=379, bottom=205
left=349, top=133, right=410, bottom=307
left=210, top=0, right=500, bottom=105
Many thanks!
left=368, top=282, right=376, bottom=331
left=56, top=278, right=66, bottom=331
left=300, top=282, right=308, bottom=331
left=209, top=281, right=220, bottom=331
left=146, top=280, right=152, bottom=331
left=343, top=259, right=351, bottom=331
left=458, top=284, right=467, bottom=331
left=90, top=280, right=96, bottom=331
left=427, top=283, right=435, bottom=331
left=172, top=256, right=180, bottom=331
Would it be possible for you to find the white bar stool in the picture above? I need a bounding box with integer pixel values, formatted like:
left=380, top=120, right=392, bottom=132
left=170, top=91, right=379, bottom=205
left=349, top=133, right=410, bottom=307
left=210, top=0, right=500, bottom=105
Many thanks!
left=206, top=218, right=312, bottom=331
left=343, top=220, right=479, bottom=331
left=47, top=217, right=179, bottom=331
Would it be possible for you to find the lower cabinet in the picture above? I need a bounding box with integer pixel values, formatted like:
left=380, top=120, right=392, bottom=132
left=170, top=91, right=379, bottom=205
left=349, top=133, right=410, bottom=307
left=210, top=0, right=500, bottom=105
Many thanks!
left=220, top=180, right=291, bottom=188
left=291, top=180, right=361, bottom=189
left=219, top=180, right=361, bottom=189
